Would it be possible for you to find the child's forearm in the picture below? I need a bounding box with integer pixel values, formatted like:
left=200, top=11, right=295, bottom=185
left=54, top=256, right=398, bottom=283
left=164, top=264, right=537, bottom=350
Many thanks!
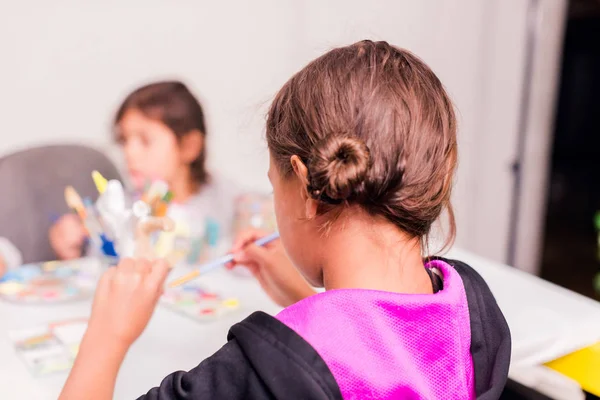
left=59, top=330, right=129, bottom=400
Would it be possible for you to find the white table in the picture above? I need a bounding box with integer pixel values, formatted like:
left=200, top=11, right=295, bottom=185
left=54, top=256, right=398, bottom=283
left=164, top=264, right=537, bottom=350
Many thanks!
left=1, top=250, right=599, bottom=399
left=447, top=248, right=600, bottom=367
left=0, top=263, right=282, bottom=400
left=448, top=248, right=600, bottom=399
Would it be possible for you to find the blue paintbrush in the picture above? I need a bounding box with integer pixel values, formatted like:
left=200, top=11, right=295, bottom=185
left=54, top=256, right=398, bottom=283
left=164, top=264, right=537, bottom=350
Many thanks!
left=168, top=232, right=280, bottom=288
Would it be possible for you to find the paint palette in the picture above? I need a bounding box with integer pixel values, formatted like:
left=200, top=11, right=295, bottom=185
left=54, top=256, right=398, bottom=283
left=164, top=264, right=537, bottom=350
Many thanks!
left=0, top=260, right=98, bottom=304
left=160, top=283, right=241, bottom=322
left=9, top=319, right=87, bottom=376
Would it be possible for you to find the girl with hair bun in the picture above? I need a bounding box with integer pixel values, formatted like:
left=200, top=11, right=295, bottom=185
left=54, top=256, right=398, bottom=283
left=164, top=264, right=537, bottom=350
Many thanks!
left=60, top=41, right=511, bottom=400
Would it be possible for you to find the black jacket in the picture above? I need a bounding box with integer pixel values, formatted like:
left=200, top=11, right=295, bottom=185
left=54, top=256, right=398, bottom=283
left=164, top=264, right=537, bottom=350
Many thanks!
left=138, top=258, right=511, bottom=399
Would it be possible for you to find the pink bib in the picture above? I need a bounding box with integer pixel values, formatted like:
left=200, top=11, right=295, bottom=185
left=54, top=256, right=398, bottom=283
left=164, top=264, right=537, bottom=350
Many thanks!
left=277, top=260, right=475, bottom=399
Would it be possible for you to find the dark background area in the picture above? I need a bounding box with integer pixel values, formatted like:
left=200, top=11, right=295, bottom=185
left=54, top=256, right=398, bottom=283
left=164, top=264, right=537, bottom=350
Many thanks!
left=503, top=1, right=600, bottom=398
left=540, top=0, right=600, bottom=301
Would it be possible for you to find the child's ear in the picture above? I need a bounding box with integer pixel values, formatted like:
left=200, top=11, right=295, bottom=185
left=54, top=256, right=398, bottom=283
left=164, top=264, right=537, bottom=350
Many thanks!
left=180, top=130, right=204, bottom=163
left=290, top=155, right=318, bottom=219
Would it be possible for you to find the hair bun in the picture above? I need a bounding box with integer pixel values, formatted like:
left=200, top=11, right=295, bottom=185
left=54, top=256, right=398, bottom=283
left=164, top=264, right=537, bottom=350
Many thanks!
left=308, top=136, right=371, bottom=202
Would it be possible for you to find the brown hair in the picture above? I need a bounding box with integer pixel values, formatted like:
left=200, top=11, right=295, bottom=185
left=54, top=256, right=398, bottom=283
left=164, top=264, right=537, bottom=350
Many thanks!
left=114, top=81, right=209, bottom=184
left=267, top=40, right=457, bottom=248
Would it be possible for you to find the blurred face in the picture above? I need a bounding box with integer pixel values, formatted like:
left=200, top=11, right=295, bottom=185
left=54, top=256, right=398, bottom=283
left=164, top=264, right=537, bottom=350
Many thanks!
left=117, top=109, right=184, bottom=190
left=269, top=153, right=323, bottom=286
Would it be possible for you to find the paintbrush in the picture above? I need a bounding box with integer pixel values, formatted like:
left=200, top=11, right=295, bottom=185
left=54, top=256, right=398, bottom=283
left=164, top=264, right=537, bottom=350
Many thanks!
left=168, top=232, right=280, bottom=288
left=65, top=186, right=102, bottom=253
left=65, top=186, right=107, bottom=253
left=64, top=186, right=87, bottom=221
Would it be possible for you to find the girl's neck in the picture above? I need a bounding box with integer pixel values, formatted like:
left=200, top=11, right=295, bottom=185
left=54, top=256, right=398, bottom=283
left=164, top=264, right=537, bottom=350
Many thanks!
left=320, top=211, right=433, bottom=295
left=168, top=168, right=199, bottom=203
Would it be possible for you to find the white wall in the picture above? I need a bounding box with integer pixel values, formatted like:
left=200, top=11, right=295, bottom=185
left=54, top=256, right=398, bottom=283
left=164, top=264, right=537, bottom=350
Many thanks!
left=0, top=0, right=300, bottom=191
left=295, top=0, right=530, bottom=260
left=0, top=0, right=566, bottom=268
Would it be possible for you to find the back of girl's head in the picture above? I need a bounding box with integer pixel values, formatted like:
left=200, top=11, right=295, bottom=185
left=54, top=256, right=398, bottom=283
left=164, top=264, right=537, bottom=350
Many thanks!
left=267, top=40, right=457, bottom=247
left=114, top=81, right=208, bottom=184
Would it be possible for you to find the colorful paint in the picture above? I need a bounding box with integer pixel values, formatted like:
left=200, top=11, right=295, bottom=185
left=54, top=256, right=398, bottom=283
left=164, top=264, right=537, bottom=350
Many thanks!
left=9, top=319, right=87, bottom=376
left=160, top=283, right=240, bottom=322
left=0, top=260, right=98, bottom=304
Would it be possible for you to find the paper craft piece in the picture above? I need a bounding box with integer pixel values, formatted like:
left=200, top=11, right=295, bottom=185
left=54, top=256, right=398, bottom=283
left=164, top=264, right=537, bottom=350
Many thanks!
left=135, top=216, right=175, bottom=259
left=154, top=221, right=194, bottom=265
left=160, top=283, right=240, bottom=322
left=9, top=319, right=88, bottom=376
left=0, top=260, right=98, bottom=304
left=143, top=180, right=169, bottom=204
left=69, top=173, right=232, bottom=265
left=95, top=179, right=131, bottom=254
left=70, top=174, right=176, bottom=261
left=92, top=170, right=108, bottom=194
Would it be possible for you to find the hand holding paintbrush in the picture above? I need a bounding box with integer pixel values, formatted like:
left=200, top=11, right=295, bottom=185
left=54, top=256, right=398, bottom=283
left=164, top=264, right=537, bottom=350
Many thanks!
left=167, top=230, right=315, bottom=309
left=225, top=229, right=315, bottom=307
left=168, top=232, right=280, bottom=287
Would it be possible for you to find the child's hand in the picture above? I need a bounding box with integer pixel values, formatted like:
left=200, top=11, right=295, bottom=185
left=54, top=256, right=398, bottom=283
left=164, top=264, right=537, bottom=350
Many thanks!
left=0, top=255, right=6, bottom=277
left=60, top=258, right=170, bottom=400
left=229, top=229, right=315, bottom=307
left=49, top=214, right=87, bottom=260
left=87, top=258, right=170, bottom=349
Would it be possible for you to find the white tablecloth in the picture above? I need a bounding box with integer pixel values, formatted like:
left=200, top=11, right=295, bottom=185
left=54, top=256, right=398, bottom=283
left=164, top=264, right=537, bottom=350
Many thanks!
left=0, top=262, right=281, bottom=400
left=0, top=250, right=599, bottom=399
left=447, top=248, right=600, bottom=368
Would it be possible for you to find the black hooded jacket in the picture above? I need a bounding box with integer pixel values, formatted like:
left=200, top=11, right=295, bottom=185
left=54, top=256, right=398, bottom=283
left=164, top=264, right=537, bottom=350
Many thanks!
left=138, top=258, right=511, bottom=399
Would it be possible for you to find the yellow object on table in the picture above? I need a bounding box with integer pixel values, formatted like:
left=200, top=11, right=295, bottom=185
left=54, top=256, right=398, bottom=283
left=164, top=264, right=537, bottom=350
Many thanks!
left=545, top=341, right=600, bottom=396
